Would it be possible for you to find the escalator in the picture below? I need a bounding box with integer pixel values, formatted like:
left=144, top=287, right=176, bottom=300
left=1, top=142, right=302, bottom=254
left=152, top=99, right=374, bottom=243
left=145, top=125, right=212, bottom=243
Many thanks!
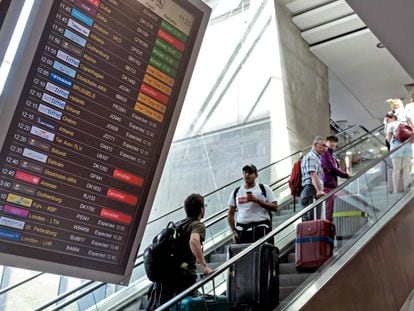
left=101, top=125, right=386, bottom=311
left=155, top=135, right=413, bottom=310
left=0, top=125, right=386, bottom=310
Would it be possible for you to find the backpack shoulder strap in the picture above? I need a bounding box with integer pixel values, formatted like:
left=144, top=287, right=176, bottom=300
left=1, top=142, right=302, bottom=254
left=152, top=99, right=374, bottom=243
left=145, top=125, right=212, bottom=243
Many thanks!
left=174, top=218, right=193, bottom=243
left=233, top=186, right=240, bottom=206
left=259, top=183, right=273, bottom=219
left=259, top=183, right=267, bottom=198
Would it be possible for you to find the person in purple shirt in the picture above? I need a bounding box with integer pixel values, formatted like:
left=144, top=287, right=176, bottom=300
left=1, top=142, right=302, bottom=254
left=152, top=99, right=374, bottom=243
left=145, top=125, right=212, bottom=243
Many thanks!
left=320, top=135, right=351, bottom=221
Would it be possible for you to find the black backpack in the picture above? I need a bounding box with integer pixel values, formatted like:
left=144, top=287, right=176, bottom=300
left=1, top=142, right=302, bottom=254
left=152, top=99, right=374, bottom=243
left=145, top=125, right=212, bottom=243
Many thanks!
left=143, top=221, right=185, bottom=282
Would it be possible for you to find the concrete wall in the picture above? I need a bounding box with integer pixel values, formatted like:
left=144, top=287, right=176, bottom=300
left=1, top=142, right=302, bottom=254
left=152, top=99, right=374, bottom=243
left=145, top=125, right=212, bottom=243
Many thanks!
left=140, top=119, right=272, bottom=247
left=141, top=0, right=331, bottom=249
left=275, top=0, right=330, bottom=151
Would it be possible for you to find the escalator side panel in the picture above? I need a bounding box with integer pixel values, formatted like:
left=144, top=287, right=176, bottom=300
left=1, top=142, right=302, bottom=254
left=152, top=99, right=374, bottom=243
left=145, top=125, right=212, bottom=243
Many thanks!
left=301, top=195, right=414, bottom=310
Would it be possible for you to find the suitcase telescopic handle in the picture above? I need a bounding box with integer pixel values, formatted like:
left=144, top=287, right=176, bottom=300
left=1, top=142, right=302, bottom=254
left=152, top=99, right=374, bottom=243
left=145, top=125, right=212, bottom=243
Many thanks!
left=200, top=277, right=217, bottom=301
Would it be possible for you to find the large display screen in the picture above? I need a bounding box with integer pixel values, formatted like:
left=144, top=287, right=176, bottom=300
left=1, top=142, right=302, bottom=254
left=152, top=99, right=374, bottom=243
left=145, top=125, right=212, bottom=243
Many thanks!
left=0, top=0, right=12, bottom=31
left=0, top=0, right=210, bottom=284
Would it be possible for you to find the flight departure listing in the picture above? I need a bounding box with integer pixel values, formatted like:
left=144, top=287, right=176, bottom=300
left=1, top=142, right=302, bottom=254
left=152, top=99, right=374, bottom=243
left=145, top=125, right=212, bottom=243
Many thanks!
left=0, top=0, right=198, bottom=274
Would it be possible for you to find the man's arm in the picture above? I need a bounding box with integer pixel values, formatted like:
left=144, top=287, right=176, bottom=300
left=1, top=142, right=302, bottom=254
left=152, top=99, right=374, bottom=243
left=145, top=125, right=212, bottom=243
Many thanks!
left=248, top=196, right=278, bottom=211
left=247, top=185, right=278, bottom=211
left=227, top=205, right=238, bottom=242
left=258, top=200, right=278, bottom=211
left=386, top=130, right=393, bottom=143
left=329, top=165, right=350, bottom=179
left=386, top=122, right=395, bottom=142
left=189, top=232, right=213, bottom=275
left=310, top=171, right=325, bottom=197
left=322, top=153, right=349, bottom=178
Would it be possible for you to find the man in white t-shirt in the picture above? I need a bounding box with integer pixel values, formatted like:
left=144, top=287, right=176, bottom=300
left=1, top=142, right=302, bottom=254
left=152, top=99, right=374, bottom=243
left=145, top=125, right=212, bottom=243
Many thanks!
left=227, top=164, right=278, bottom=243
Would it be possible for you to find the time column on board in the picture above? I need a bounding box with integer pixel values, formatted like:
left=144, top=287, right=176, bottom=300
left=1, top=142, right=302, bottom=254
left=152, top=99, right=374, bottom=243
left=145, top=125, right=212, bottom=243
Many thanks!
left=134, top=17, right=187, bottom=136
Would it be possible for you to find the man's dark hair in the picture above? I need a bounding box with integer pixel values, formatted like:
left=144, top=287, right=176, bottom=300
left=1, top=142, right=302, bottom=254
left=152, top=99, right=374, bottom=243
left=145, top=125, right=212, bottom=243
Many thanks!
left=184, top=193, right=204, bottom=217
left=242, top=164, right=258, bottom=175
left=326, top=135, right=338, bottom=142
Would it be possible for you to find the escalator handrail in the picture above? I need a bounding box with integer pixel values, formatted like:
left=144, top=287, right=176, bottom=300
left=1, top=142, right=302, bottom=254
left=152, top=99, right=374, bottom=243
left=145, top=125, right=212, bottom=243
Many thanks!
left=0, top=124, right=379, bottom=310
left=33, top=129, right=377, bottom=311
left=157, top=132, right=403, bottom=311
left=142, top=127, right=378, bottom=260
left=32, top=280, right=99, bottom=311
left=26, top=125, right=379, bottom=309
left=0, top=272, right=43, bottom=295
left=267, top=128, right=383, bottom=190
left=24, top=125, right=380, bottom=309
left=148, top=124, right=372, bottom=225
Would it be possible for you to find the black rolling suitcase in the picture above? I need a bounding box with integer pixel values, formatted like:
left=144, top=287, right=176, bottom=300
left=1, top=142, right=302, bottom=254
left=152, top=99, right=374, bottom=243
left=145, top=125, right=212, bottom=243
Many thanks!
left=227, top=243, right=279, bottom=310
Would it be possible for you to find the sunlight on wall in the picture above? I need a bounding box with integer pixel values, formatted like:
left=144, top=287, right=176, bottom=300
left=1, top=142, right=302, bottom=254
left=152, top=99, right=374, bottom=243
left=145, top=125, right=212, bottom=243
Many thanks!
left=148, top=0, right=289, bottom=225
left=0, top=0, right=34, bottom=95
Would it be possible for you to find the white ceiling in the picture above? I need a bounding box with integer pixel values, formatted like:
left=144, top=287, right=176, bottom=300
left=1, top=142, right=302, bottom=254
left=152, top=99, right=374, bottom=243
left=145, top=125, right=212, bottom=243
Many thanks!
left=302, top=14, right=364, bottom=45
left=292, top=0, right=353, bottom=31
left=346, top=0, right=414, bottom=80
left=285, top=0, right=335, bottom=15
left=284, top=0, right=414, bottom=129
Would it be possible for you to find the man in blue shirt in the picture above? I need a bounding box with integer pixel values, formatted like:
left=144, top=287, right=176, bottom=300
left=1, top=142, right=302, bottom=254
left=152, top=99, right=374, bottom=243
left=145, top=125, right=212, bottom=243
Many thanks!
left=300, top=136, right=327, bottom=220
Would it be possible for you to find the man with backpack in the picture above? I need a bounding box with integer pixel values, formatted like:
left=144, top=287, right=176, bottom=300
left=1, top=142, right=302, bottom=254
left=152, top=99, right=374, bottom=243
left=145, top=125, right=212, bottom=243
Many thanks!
left=146, top=193, right=213, bottom=310
left=227, top=164, right=278, bottom=244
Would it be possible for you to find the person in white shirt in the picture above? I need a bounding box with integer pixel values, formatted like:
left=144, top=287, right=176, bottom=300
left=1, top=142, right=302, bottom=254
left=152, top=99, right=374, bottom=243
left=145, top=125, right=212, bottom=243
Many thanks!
left=227, top=164, right=278, bottom=244
left=386, top=113, right=412, bottom=193
left=383, top=111, right=395, bottom=151
left=389, top=98, right=407, bottom=122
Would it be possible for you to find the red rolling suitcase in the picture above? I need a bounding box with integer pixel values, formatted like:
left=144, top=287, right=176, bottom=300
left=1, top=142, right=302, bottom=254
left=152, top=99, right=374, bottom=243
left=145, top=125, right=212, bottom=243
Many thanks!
left=295, top=220, right=335, bottom=271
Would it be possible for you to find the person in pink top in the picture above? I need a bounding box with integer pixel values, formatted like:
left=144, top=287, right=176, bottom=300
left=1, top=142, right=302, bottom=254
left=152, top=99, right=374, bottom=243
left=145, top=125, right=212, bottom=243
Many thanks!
left=320, top=136, right=351, bottom=221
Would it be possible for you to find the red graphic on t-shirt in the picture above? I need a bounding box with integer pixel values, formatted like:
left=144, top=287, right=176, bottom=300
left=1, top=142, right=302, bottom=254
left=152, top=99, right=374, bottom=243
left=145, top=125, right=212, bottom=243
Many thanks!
left=238, top=197, right=248, bottom=204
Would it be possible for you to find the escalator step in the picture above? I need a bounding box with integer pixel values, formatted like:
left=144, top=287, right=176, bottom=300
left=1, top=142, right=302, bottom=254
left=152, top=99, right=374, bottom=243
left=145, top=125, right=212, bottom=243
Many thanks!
left=279, top=263, right=297, bottom=274
left=287, top=253, right=296, bottom=263
left=280, top=273, right=312, bottom=287
left=277, top=209, right=297, bottom=216
left=209, top=253, right=227, bottom=263
left=279, top=286, right=298, bottom=301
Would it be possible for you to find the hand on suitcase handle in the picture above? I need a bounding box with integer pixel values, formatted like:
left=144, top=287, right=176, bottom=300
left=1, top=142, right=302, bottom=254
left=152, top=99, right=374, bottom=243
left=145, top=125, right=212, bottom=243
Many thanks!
left=232, top=230, right=239, bottom=243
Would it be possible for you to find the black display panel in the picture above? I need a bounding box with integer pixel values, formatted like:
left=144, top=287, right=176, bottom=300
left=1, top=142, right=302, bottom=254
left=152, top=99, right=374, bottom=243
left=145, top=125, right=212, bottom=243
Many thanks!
left=0, top=0, right=12, bottom=31
left=0, top=0, right=210, bottom=283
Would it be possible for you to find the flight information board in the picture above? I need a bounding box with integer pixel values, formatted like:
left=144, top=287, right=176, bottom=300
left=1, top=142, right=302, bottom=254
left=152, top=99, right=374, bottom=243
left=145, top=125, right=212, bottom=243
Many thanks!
left=0, top=0, right=210, bottom=283
left=0, top=0, right=12, bottom=31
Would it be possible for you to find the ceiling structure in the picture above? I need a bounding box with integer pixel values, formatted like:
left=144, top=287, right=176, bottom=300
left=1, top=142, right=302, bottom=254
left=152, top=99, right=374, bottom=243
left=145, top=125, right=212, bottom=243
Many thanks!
left=281, top=0, right=413, bottom=129
left=346, top=0, right=414, bottom=80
